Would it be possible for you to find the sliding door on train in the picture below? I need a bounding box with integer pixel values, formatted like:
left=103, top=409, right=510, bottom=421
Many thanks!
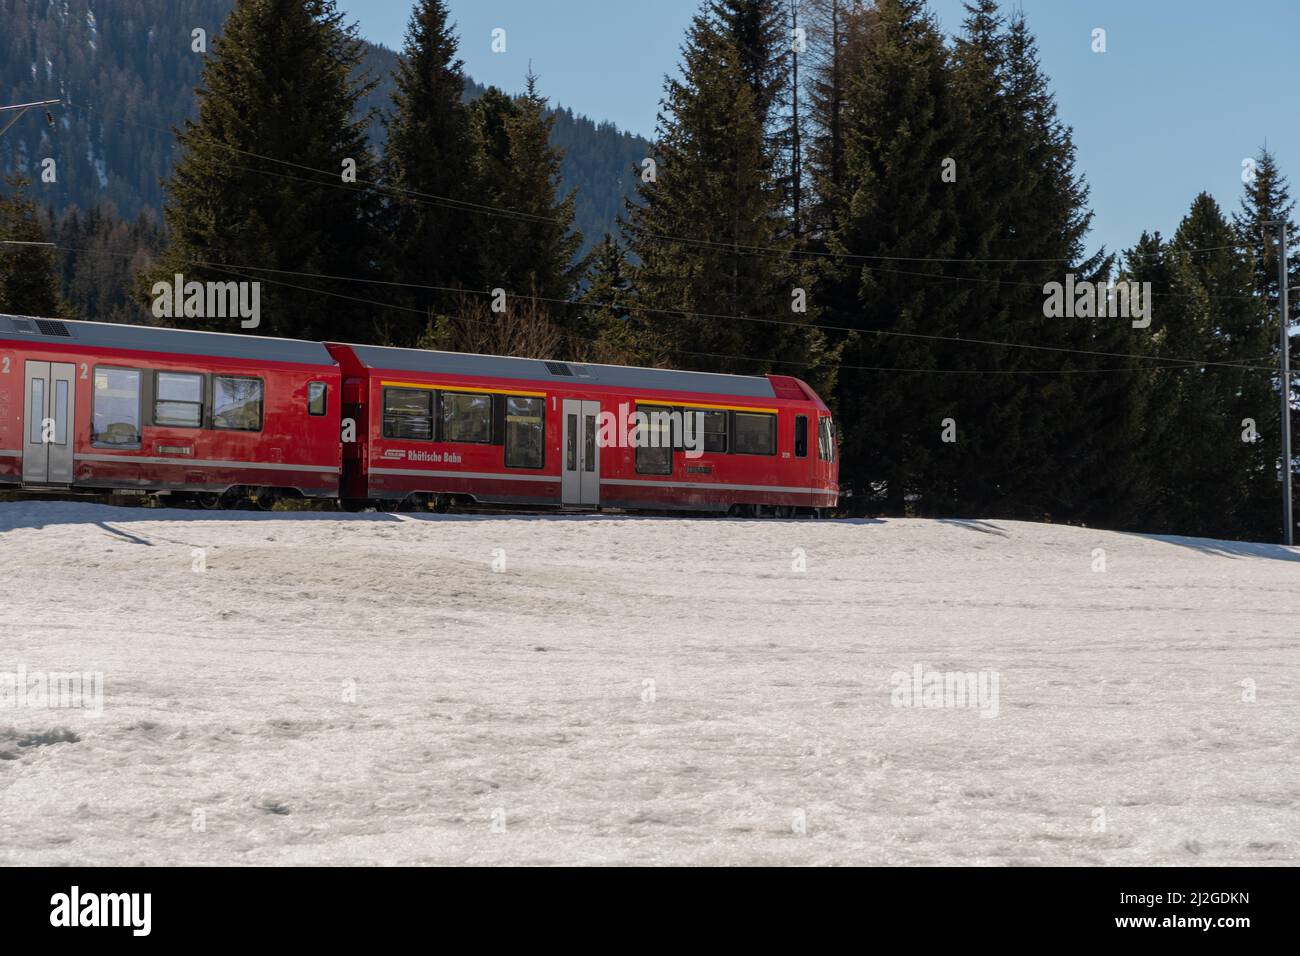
left=22, top=360, right=76, bottom=486
left=561, top=399, right=600, bottom=507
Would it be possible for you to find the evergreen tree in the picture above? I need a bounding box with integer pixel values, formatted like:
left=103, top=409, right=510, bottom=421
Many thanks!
left=382, top=0, right=475, bottom=341
left=1233, top=148, right=1300, bottom=331
left=802, top=0, right=874, bottom=241
left=152, top=0, right=387, bottom=342
left=995, top=9, right=1112, bottom=524
left=1139, top=196, right=1276, bottom=539
left=825, top=0, right=966, bottom=514
left=457, top=77, right=582, bottom=319
left=465, top=85, right=521, bottom=281
left=1232, top=148, right=1298, bottom=540
left=814, top=1, right=1111, bottom=520
left=575, top=233, right=663, bottom=365
left=52, top=203, right=165, bottom=324
left=501, top=72, right=584, bottom=305
left=0, top=176, right=63, bottom=317
left=935, top=0, right=1024, bottom=516
left=710, top=0, right=796, bottom=227
left=624, top=0, right=831, bottom=389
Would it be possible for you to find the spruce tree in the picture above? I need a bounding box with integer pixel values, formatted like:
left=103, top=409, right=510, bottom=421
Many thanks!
left=825, top=0, right=966, bottom=514
left=1114, top=231, right=1172, bottom=528
left=383, top=0, right=475, bottom=341
left=575, top=233, right=659, bottom=365
left=501, top=72, right=584, bottom=305
left=937, top=0, right=1023, bottom=516
left=1139, top=195, right=1276, bottom=539
left=802, top=0, right=875, bottom=241
left=1232, top=148, right=1298, bottom=539
left=623, top=0, right=830, bottom=388
left=153, top=0, right=386, bottom=342
left=996, top=9, right=1112, bottom=524
left=456, top=77, right=582, bottom=323
left=1232, top=149, right=1294, bottom=538
left=1233, top=148, right=1300, bottom=330
left=0, top=176, right=63, bottom=317
left=711, top=0, right=795, bottom=224
left=463, top=85, right=522, bottom=294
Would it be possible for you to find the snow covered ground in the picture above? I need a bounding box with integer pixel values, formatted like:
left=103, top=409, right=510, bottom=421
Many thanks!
left=0, top=500, right=1296, bottom=866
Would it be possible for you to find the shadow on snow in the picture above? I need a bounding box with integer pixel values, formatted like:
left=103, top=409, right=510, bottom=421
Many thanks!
left=0, top=500, right=877, bottom=534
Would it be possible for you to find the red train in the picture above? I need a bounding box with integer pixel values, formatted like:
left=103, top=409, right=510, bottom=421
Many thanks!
left=0, top=314, right=838, bottom=515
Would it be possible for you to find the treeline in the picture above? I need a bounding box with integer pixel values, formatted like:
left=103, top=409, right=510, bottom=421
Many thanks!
left=0, top=181, right=166, bottom=324
left=1, top=0, right=1296, bottom=541
left=619, top=0, right=1298, bottom=541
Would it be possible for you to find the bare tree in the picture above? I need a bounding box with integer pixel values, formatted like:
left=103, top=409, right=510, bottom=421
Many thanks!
left=418, top=293, right=563, bottom=359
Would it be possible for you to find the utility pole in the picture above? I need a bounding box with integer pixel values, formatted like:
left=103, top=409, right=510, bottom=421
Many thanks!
left=1266, top=220, right=1294, bottom=545
left=0, top=98, right=61, bottom=139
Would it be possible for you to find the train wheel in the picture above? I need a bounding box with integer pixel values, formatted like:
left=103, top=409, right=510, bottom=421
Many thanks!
left=253, top=490, right=279, bottom=511
left=196, top=492, right=225, bottom=510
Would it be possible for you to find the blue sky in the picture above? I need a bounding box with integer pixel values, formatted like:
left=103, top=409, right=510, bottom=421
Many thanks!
left=337, top=0, right=1300, bottom=259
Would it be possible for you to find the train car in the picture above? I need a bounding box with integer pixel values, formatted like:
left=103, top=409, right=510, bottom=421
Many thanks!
left=0, top=315, right=341, bottom=506
left=327, top=342, right=838, bottom=515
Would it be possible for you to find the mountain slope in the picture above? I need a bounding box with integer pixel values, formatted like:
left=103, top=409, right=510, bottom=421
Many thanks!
left=0, top=0, right=648, bottom=255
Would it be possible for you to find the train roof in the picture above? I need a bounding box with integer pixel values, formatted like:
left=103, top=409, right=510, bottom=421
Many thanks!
left=341, top=343, right=778, bottom=399
left=0, top=314, right=335, bottom=366
left=0, top=315, right=783, bottom=399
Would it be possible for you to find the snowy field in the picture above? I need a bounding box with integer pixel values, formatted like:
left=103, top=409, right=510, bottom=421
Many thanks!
left=0, top=500, right=1296, bottom=866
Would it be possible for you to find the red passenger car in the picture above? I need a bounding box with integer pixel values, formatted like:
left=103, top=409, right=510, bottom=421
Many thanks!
left=0, top=314, right=837, bottom=514
left=0, top=315, right=341, bottom=506
left=328, top=342, right=838, bottom=515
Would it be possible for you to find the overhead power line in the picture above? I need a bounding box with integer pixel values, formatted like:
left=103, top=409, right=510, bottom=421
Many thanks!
left=212, top=263, right=1215, bottom=378
left=3, top=234, right=1279, bottom=374
left=108, top=114, right=1274, bottom=275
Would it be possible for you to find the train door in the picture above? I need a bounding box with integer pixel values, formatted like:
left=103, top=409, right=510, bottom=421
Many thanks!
left=817, top=414, right=836, bottom=491
left=561, top=398, right=600, bottom=507
left=22, top=360, right=75, bottom=485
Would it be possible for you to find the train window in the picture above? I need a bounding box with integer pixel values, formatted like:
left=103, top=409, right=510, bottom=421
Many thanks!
left=212, top=376, right=264, bottom=431
left=635, top=404, right=673, bottom=475
left=566, top=414, right=578, bottom=470
left=584, top=412, right=596, bottom=472
left=307, top=382, right=327, bottom=416
left=794, top=415, right=808, bottom=458
left=382, top=387, right=433, bottom=440
left=680, top=408, right=727, bottom=453
left=441, top=391, right=493, bottom=443
left=53, top=380, right=69, bottom=445
left=92, top=367, right=142, bottom=446
left=818, top=417, right=835, bottom=462
left=504, top=396, right=544, bottom=469
left=154, top=371, right=203, bottom=428
left=28, top=378, right=44, bottom=443
left=734, top=412, right=776, bottom=455
left=702, top=410, right=728, bottom=453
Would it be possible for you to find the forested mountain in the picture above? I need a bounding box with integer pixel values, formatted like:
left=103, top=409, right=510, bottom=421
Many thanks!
left=0, top=0, right=647, bottom=253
